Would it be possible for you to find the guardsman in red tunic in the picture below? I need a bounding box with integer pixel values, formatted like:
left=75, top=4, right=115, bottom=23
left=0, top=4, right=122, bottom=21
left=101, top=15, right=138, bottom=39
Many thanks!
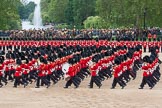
left=35, top=62, right=44, bottom=88
left=79, top=57, right=90, bottom=77
left=111, top=58, right=125, bottom=89
left=120, top=55, right=130, bottom=83
left=3, top=60, right=11, bottom=80
left=139, top=56, right=154, bottom=89
left=46, top=62, right=58, bottom=84
left=13, top=63, right=23, bottom=88
left=0, top=66, right=3, bottom=87
left=35, top=59, right=50, bottom=88
left=21, top=62, right=30, bottom=87
left=64, top=58, right=76, bottom=88
left=89, top=56, right=102, bottom=88
left=0, top=63, right=8, bottom=87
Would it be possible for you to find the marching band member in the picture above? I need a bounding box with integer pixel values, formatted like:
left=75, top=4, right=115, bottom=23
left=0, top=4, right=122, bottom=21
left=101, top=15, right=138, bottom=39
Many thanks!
left=111, top=58, right=126, bottom=89
left=89, top=55, right=102, bottom=88
left=139, top=56, right=154, bottom=89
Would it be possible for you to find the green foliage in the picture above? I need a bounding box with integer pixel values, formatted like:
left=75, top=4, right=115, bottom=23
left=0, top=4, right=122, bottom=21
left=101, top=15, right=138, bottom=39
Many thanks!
left=48, top=0, right=68, bottom=23
left=18, top=1, right=36, bottom=20
left=83, top=16, right=107, bottom=29
left=73, top=0, right=96, bottom=27
left=65, top=0, right=74, bottom=25
left=41, top=0, right=96, bottom=28
left=41, top=0, right=162, bottom=28
left=28, top=12, right=34, bottom=22
left=0, top=0, right=22, bottom=30
left=55, top=23, right=69, bottom=29
left=41, top=0, right=51, bottom=23
left=96, top=0, right=162, bottom=28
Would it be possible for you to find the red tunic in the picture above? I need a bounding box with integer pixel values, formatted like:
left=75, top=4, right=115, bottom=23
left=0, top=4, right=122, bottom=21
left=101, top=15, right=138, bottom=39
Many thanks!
left=14, top=66, right=22, bottom=77
left=67, top=66, right=75, bottom=77
left=90, top=63, right=98, bottom=76
left=113, top=65, right=121, bottom=78
left=142, top=64, right=149, bottom=77
left=0, top=65, right=3, bottom=76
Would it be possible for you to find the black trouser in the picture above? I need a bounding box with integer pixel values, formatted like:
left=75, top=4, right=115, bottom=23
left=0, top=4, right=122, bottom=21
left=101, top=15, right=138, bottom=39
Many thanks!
left=129, top=70, right=136, bottom=79
left=112, top=77, right=125, bottom=88
left=54, top=70, right=62, bottom=80
left=119, top=75, right=126, bottom=86
left=77, top=72, right=85, bottom=80
left=101, top=69, right=110, bottom=79
left=14, top=76, right=22, bottom=87
left=106, top=67, right=113, bottom=78
left=41, top=76, right=50, bottom=86
left=0, top=76, right=3, bottom=86
left=98, top=72, right=105, bottom=81
left=144, top=47, right=146, bottom=52
left=122, top=72, right=129, bottom=82
left=22, top=74, right=29, bottom=85
left=65, top=76, right=80, bottom=88
left=24, top=74, right=33, bottom=83
left=9, top=70, right=15, bottom=80
left=140, top=76, right=154, bottom=88
left=152, top=71, right=160, bottom=81
left=65, top=76, right=73, bottom=87
left=48, top=74, right=58, bottom=84
left=29, top=70, right=38, bottom=80
left=3, top=46, right=5, bottom=51
left=47, top=75, right=51, bottom=82
left=0, top=76, right=7, bottom=84
left=148, top=75, right=156, bottom=85
left=81, top=68, right=90, bottom=76
left=79, top=69, right=88, bottom=77
left=51, top=73, right=59, bottom=82
left=89, top=76, right=95, bottom=88
left=36, top=77, right=41, bottom=87
left=72, top=76, right=81, bottom=87
left=125, top=70, right=131, bottom=80
left=4, top=71, right=13, bottom=80
left=89, top=76, right=102, bottom=88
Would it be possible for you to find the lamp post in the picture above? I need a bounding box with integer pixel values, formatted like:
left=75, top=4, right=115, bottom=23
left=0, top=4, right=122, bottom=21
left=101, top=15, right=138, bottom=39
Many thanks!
left=143, top=8, right=147, bottom=30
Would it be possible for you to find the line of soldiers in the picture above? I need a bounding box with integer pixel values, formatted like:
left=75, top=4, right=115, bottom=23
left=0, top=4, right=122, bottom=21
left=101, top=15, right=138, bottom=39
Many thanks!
left=0, top=40, right=162, bottom=51
left=0, top=40, right=161, bottom=89
left=139, top=50, right=161, bottom=89
left=111, top=45, right=143, bottom=89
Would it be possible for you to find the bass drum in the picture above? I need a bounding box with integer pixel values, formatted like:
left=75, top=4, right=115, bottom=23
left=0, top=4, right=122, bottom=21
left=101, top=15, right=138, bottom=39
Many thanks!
left=62, top=62, right=70, bottom=74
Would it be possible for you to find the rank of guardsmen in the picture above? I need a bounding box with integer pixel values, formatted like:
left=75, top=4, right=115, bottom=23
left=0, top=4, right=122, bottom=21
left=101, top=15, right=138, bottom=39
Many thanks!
left=0, top=39, right=161, bottom=89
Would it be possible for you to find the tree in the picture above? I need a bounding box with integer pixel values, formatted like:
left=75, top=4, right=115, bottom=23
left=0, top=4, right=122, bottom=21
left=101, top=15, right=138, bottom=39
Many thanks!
left=40, top=0, right=162, bottom=28
left=96, top=0, right=162, bottom=28
left=0, top=0, right=22, bottom=30
left=18, top=1, right=36, bottom=20
left=48, top=0, right=68, bottom=23
left=83, top=16, right=107, bottom=29
left=73, top=0, right=96, bottom=27
left=41, top=0, right=96, bottom=28
left=65, top=0, right=74, bottom=25
left=41, top=0, right=51, bottom=23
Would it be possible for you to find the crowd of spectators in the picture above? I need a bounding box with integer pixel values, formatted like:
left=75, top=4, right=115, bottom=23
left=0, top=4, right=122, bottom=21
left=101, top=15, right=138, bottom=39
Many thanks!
left=0, top=28, right=161, bottom=41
